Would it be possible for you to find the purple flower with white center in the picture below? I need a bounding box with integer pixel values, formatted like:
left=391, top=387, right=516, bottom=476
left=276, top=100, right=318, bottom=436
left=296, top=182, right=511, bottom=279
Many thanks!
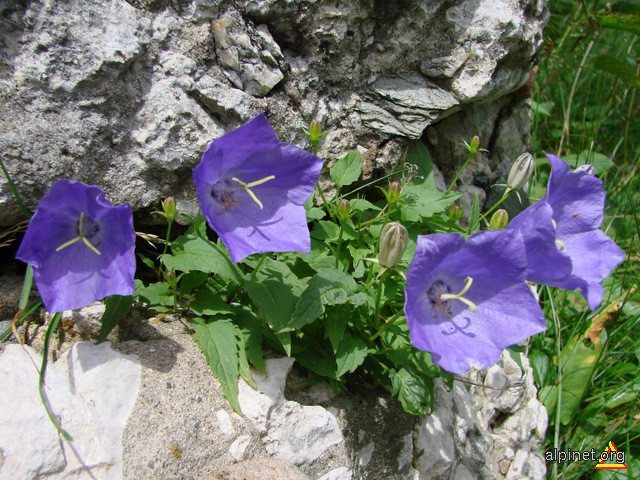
left=193, top=113, right=323, bottom=263
left=404, top=230, right=546, bottom=374
left=16, top=179, right=136, bottom=313
left=509, top=153, right=625, bottom=309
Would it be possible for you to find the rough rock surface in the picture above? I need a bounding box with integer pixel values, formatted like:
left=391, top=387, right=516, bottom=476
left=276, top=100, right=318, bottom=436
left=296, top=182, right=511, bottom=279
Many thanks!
left=0, top=307, right=547, bottom=479
left=0, top=0, right=548, bottom=225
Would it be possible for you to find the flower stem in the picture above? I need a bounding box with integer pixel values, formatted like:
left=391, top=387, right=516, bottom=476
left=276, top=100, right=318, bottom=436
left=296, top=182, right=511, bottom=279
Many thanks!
left=547, top=286, right=563, bottom=480
left=39, top=312, right=73, bottom=441
left=0, top=157, right=30, bottom=217
left=479, top=189, right=513, bottom=223
left=447, top=151, right=475, bottom=192
left=334, top=223, right=344, bottom=269
left=162, top=218, right=173, bottom=257
left=315, top=184, right=335, bottom=221
left=369, top=311, right=404, bottom=342
left=20, top=265, right=34, bottom=309
left=373, top=270, right=388, bottom=328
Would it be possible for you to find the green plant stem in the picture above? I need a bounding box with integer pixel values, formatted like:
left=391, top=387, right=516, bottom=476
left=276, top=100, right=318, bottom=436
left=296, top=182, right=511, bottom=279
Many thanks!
left=0, top=301, right=41, bottom=342
left=369, top=311, right=404, bottom=342
left=20, top=265, right=34, bottom=309
left=0, top=157, right=30, bottom=217
left=447, top=151, right=475, bottom=192
left=335, top=223, right=344, bottom=269
left=252, top=253, right=268, bottom=279
left=547, top=286, right=562, bottom=480
left=162, top=219, right=173, bottom=256
left=39, top=312, right=73, bottom=441
left=336, top=169, right=403, bottom=201
left=315, top=184, right=335, bottom=221
left=479, top=190, right=513, bottom=223
left=373, top=271, right=387, bottom=328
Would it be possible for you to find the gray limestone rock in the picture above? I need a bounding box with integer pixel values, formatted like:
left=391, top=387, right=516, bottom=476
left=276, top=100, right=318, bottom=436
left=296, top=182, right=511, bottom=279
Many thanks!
left=0, top=0, right=548, bottom=225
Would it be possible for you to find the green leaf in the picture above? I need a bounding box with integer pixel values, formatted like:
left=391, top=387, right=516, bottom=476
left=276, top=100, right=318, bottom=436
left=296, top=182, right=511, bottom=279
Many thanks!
left=190, top=283, right=234, bottom=316
left=391, top=368, right=433, bottom=415
left=96, top=295, right=133, bottom=344
left=325, top=313, right=346, bottom=352
left=235, top=307, right=265, bottom=372
left=529, top=349, right=551, bottom=387
left=192, top=318, right=241, bottom=413
left=559, top=333, right=604, bottom=425
left=468, top=192, right=480, bottom=232
left=180, top=271, right=209, bottom=292
left=529, top=99, right=555, bottom=117
left=160, top=234, right=242, bottom=282
left=593, top=54, right=640, bottom=89
left=401, top=142, right=461, bottom=219
left=335, top=334, right=369, bottom=377
left=539, top=385, right=558, bottom=416
left=291, top=268, right=365, bottom=329
left=245, top=278, right=297, bottom=333
left=596, top=13, right=640, bottom=36
left=137, top=283, right=174, bottom=306
left=330, top=150, right=362, bottom=186
left=306, top=207, right=326, bottom=221
left=311, top=220, right=341, bottom=241
left=276, top=331, right=292, bottom=357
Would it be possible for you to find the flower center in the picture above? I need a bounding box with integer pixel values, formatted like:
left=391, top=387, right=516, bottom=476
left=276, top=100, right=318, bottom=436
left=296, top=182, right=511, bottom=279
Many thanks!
left=429, top=276, right=478, bottom=318
left=55, top=211, right=102, bottom=255
left=211, top=175, right=276, bottom=214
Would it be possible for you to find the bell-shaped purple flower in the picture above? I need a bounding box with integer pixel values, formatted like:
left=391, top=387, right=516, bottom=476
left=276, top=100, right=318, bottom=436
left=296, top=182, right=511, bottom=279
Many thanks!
left=16, top=179, right=136, bottom=313
left=509, top=153, right=624, bottom=309
left=404, top=230, right=546, bottom=374
left=193, top=113, right=323, bottom=263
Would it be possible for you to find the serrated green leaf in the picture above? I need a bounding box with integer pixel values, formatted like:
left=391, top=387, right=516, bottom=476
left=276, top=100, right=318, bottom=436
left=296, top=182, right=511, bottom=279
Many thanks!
left=294, top=345, right=337, bottom=378
left=596, top=13, right=640, bottom=36
left=335, top=334, right=369, bottom=377
left=306, top=207, right=326, bottom=221
left=161, top=234, right=241, bottom=282
left=402, top=142, right=461, bottom=218
left=593, top=54, right=640, bottom=89
left=192, top=318, right=241, bottom=413
left=349, top=198, right=381, bottom=212
left=330, top=150, right=362, bottom=186
left=311, top=220, right=341, bottom=241
left=391, top=368, right=433, bottom=415
left=468, top=192, right=480, bottom=232
left=96, top=295, right=133, bottom=344
left=245, top=278, right=297, bottom=333
left=137, top=283, right=174, bottom=306
left=190, top=283, right=234, bottom=316
left=237, top=330, right=256, bottom=388
left=180, top=271, right=209, bottom=292
left=325, top=314, right=346, bottom=352
left=235, top=307, right=265, bottom=372
left=291, top=268, right=364, bottom=329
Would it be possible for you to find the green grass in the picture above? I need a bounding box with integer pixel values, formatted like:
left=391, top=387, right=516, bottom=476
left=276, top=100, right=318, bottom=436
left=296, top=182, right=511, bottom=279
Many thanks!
left=530, top=1, right=640, bottom=478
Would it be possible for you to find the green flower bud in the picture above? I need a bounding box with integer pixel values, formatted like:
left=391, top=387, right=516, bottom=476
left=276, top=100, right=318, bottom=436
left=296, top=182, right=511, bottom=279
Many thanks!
left=489, top=209, right=509, bottom=230
left=470, top=135, right=480, bottom=153
left=162, top=196, right=177, bottom=220
left=507, top=153, right=534, bottom=191
left=308, top=120, right=323, bottom=143
left=378, top=222, right=408, bottom=268
left=386, top=181, right=403, bottom=204
left=448, top=205, right=463, bottom=222
left=337, top=199, right=351, bottom=221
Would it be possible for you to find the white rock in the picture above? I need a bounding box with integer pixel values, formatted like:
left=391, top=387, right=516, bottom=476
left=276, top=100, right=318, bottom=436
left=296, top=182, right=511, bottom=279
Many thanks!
left=318, top=467, right=353, bottom=480
left=0, top=342, right=140, bottom=479
left=357, top=442, right=375, bottom=467
left=216, top=409, right=235, bottom=435
left=228, top=435, right=252, bottom=461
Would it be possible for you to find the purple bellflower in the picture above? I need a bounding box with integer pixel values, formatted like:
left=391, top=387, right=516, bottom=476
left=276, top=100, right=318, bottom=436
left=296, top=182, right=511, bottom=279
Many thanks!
left=404, top=230, right=546, bottom=374
left=508, top=153, right=624, bottom=309
left=193, top=113, right=323, bottom=263
left=16, top=179, right=136, bottom=313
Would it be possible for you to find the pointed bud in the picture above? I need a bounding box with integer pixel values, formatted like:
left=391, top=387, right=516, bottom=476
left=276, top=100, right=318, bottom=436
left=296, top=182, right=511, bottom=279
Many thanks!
left=378, top=222, right=408, bottom=268
left=489, top=209, right=509, bottom=230
left=162, top=196, right=177, bottom=221
left=448, top=205, right=463, bottom=222
left=337, top=199, right=351, bottom=221
left=507, top=153, right=534, bottom=191
left=470, top=136, right=480, bottom=153
left=308, top=120, right=323, bottom=143
left=386, top=181, right=403, bottom=204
